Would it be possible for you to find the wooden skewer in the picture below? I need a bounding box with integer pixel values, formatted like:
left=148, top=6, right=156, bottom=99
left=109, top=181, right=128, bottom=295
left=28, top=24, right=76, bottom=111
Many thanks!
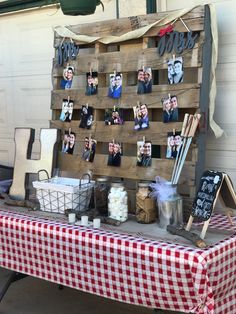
left=174, top=114, right=201, bottom=184
left=172, top=114, right=194, bottom=184
left=226, top=210, right=234, bottom=226
left=171, top=113, right=189, bottom=183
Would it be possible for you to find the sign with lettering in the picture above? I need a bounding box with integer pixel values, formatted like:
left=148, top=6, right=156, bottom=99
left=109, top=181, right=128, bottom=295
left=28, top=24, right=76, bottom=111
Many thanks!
left=57, top=41, right=79, bottom=66
left=157, top=31, right=198, bottom=57
left=186, top=170, right=236, bottom=239
left=191, top=170, right=224, bottom=221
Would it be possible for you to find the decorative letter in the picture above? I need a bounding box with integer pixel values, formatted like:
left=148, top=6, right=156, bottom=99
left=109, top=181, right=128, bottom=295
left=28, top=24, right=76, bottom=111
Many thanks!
left=9, top=128, right=59, bottom=200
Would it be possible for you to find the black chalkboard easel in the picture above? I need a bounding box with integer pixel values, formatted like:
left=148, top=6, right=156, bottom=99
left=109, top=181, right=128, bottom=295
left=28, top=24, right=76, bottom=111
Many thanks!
left=186, top=170, right=236, bottom=239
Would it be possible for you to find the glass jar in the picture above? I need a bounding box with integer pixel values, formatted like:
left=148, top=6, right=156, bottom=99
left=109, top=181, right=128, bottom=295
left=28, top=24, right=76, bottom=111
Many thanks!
left=158, top=183, right=183, bottom=229
left=136, top=182, right=156, bottom=224
left=95, top=177, right=110, bottom=216
left=108, top=182, right=128, bottom=222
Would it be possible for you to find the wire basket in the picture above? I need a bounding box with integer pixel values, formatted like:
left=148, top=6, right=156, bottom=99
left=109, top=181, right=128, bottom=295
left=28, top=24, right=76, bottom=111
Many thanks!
left=32, top=170, right=95, bottom=214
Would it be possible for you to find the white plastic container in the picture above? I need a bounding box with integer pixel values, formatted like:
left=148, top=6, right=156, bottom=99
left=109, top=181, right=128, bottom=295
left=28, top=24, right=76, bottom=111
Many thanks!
left=33, top=177, right=95, bottom=214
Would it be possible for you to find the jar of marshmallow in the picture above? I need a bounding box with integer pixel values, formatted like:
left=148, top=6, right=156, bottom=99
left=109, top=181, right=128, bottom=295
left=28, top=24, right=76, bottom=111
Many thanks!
left=108, top=182, right=128, bottom=222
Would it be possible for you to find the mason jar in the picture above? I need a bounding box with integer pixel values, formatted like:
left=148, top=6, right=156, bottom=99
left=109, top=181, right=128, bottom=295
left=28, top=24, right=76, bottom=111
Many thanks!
left=95, top=177, right=110, bottom=216
left=108, top=182, right=128, bottom=222
left=136, top=182, right=156, bottom=224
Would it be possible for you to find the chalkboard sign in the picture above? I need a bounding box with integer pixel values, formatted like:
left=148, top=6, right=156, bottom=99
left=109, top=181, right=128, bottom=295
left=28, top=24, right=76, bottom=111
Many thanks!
left=191, top=170, right=224, bottom=221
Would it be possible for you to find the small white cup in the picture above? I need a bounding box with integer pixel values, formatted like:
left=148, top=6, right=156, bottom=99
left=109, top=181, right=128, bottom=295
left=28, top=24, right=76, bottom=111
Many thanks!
left=93, top=218, right=101, bottom=229
left=81, top=215, right=89, bottom=226
left=68, top=213, right=76, bottom=224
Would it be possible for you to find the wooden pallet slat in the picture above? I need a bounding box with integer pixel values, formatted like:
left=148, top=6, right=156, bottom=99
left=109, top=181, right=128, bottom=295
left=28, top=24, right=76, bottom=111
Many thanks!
left=51, top=84, right=200, bottom=109
left=54, top=7, right=205, bottom=43
left=53, top=44, right=203, bottom=76
left=58, top=153, right=195, bottom=183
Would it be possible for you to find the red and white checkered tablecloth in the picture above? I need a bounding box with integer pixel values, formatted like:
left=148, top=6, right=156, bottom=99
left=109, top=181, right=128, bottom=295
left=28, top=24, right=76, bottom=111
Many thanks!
left=1, top=210, right=236, bottom=314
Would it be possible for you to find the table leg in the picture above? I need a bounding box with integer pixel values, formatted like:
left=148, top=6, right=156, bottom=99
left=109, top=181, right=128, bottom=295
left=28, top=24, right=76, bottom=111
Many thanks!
left=0, top=271, right=28, bottom=303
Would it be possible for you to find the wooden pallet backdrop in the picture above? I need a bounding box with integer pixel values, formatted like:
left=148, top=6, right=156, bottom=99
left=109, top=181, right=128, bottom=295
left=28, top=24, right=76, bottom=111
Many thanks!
left=51, top=5, right=211, bottom=214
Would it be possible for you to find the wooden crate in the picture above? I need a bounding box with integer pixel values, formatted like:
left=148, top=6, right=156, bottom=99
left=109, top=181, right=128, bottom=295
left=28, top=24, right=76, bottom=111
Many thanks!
left=51, top=5, right=212, bottom=212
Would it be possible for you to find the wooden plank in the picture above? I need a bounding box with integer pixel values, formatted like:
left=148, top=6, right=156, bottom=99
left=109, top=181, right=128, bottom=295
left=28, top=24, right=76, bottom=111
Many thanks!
left=52, top=44, right=203, bottom=75
left=54, top=7, right=204, bottom=45
left=196, top=4, right=212, bottom=188
left=58, top=153, right=195, bottom=183
left=51, top=120, right=183, bottom=145
left=51, top=122, right=201, bottom=146
left=51, top=84, right=200, bottom=109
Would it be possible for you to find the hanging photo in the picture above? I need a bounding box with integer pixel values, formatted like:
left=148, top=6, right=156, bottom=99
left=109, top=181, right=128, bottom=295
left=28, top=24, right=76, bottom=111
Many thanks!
left=167, top=57, right=183, bottom=84
left=79, top=105, right=93, bottom=129
left=82, top=137, right=97, bottom=162
left=108, top=72, right=122, bottom=99
left=59, top=99, right=73, bottom=122
left=137, top=140, right=152, bottom=167
left=105, top=106, right=123, bottom=125
left=166, top=131, right=182, bottom=159
left=60, top=65, right=75, bottom=89
left=66, top=100, right=74, bottom=122
left=85, top=71, right=98, bottom=96
left=170, top=95, right=179, bottom=121
left=107, top=142, right=122, bottom=167
left=162, top=95, right=178, bottom=123
left=133, top=103, right=149, bottom=130
left=137, top=67, right=152, bottom=94
left=60, top=99, right=68, bottom=122
left=67, top=132, right=76, bottom=155
left=62, top=131, right=70, bottom=153
left=137, top=69, right=145, bottom=94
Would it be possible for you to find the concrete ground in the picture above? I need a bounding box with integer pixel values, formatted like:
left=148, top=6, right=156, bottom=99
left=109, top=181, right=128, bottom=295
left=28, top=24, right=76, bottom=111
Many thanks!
left=0, top=268, right=185, bottom=314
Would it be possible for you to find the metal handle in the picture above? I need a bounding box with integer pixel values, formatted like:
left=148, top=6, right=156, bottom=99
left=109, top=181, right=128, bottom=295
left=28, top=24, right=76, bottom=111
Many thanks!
left=97, top=1, right=104, bottom=11
left=38, top=169, right=50, bottom=182
left=79, top=173, right=91, bottom=187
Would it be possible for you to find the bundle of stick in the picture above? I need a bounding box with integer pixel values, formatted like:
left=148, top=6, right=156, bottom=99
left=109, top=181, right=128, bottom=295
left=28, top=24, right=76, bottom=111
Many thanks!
left=171, top=113, right=201, bottom=185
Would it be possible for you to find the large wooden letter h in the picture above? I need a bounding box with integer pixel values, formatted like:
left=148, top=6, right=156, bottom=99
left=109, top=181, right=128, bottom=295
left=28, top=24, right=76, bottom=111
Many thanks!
left=10, top=128, right=59, bottom=200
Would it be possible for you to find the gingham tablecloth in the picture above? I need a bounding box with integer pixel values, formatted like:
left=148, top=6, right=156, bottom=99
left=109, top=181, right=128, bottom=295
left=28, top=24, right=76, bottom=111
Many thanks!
left=1, top=209, right=236, bottom=314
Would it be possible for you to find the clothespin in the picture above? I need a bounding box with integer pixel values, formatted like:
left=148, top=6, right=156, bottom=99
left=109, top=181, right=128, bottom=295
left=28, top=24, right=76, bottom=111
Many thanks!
left=90, top=68, right=92, bottom=76
left=69, top=127, right=71, bottom=135
left=143, top=136, right=145, bottom=143
left=114, top=105, right=116, bottom=111
left=168, top=93, right=171, bottom=100
left=142, top=65, right=145, bottom=72
left=89, top=134, right=92, bottom=149
left=113, top=69, right=116, bottom=76
left=173, top=129, right=176, bottom=136
left=67, top=95, right=70, bottom=102
left=112, top=138, right=115, bottom=144
left=179, top=17, right=190, bottom=32
left=86, top=103, right=88, bottom=109
left=173, top=54, right=176, bottom=62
